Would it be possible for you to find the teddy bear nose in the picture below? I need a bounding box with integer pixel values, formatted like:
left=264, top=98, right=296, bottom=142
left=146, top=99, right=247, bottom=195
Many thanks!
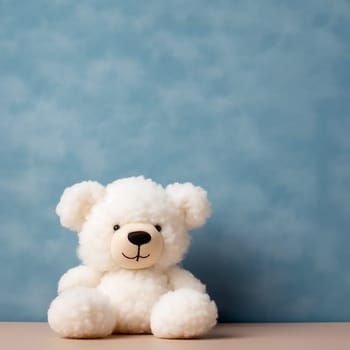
left=128, top=231, right=152, bottom=246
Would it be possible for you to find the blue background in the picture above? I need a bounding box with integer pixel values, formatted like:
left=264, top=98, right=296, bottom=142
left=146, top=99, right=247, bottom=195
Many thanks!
left=1, top=0, right=350, bottom=322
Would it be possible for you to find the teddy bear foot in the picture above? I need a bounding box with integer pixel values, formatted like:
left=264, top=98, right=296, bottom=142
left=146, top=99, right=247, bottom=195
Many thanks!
left=150, top=288, right=217, bottom=339
left=48, top=287, right=116, bottom=338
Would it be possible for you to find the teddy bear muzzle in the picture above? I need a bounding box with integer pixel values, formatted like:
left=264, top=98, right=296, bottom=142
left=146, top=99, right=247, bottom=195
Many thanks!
left=110, top=223, right=164, bottom=270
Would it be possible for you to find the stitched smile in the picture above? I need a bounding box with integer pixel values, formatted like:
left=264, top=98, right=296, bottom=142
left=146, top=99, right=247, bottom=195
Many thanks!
left=122, top=246, right=150, bottom=262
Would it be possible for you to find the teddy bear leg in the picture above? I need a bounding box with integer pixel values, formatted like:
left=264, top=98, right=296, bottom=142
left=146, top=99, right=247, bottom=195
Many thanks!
left=150, top=288, right=217, bottom=339
left=48, top=287, right=116, bottom=338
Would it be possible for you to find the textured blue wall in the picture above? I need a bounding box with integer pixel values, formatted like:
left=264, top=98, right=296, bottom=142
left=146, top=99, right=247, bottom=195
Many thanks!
left=1, top=0, right=350, bottom=322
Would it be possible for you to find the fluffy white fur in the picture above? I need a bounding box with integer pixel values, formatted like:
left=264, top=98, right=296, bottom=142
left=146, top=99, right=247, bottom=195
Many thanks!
left=151, top=289, right=217, bottom=338
left=48, top=287, right=116, bottom=338
left=56, top=181, right=105, bottom=232
left=48, top=176, right=217, bottom=339
left=58, top=265, right=102, bottom=294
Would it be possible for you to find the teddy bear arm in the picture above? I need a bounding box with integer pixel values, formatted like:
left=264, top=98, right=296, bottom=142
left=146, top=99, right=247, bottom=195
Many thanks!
left=58, top=265, right=102, bottom=294
left=151, top=268, right=218, bottom=338
left=167, top=266, right=206, bottom=293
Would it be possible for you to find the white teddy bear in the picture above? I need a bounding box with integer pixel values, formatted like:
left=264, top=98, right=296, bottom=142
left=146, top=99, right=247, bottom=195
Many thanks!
left=48, top=176, right=217, bottom=339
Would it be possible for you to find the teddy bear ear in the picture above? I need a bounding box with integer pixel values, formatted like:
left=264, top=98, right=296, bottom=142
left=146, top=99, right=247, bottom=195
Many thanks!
left=56, top=181, right=105, bottom=232
left=166, top=182, right=212, bottom=229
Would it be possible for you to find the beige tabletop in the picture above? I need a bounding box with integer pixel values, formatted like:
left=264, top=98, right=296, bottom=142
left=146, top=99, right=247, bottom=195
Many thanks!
left=1, top=322, right=350, bottom=350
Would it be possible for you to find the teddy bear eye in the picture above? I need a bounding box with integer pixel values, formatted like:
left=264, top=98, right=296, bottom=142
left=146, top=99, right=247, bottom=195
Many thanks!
left=113, top=224, right=120, bottom=231
left=155, top=225, right=162, bottom=232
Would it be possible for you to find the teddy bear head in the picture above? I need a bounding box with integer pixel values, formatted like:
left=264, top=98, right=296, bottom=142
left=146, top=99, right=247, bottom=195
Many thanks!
left=56, top=176, right=211, bottom=272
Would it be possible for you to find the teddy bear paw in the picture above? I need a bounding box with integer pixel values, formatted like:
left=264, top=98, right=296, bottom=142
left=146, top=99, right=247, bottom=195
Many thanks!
left=48, top=287, right=116, bottom=338
left=150, top=288, right=217, bottom=338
